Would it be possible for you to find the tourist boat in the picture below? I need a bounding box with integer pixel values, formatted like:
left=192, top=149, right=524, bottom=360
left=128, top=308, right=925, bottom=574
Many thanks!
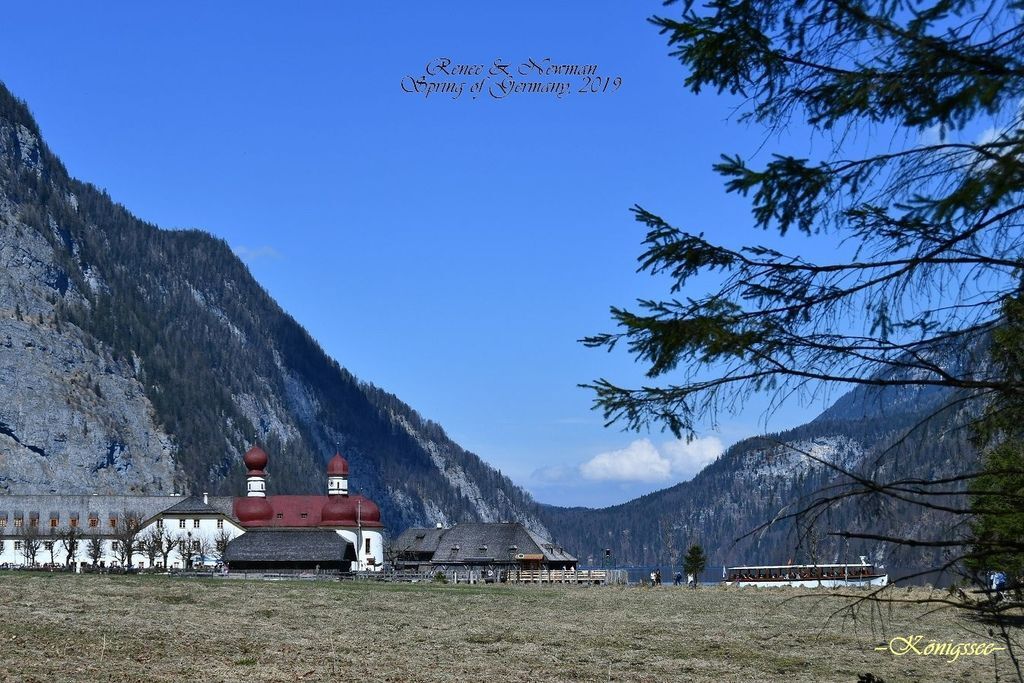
left=723, top=556, right=887, bottom=588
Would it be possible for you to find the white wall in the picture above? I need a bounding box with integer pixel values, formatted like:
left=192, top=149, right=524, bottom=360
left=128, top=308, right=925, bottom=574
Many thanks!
left=337, top=528, right=383, bottom=571
left=0, top=517, right=384, bottom=571
left=0, top=515, right=245, bottom=568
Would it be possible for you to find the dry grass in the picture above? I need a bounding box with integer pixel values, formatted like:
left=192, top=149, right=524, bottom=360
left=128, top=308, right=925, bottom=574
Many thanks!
left=0, top=573, right=1018, bottom=682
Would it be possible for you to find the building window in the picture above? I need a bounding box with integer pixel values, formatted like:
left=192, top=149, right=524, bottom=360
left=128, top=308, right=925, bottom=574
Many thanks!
left=29, top=518, right=38, bottom=527
left=193, top=519, right=200, bottom=528
left=365, top=538, right=371, bottom=554
left=216, top=519, right=223, bottom=529
left=179, top=519, right=186, bottom=529
left=44, top=541, right=53, bottom=550
left=111, top=541, right=120, bottom=552
left=109, top=518, right=117, bottom=528
left=13, top=518, right=22, bottom=528
left=88, top=518, right=98, bottom=528
left=50, top=518, right=59, bottom=528
left=156, top=519, right=163, bottom=529
left=14, top=541, right=22, bottom=550
left=69, top=519, right=78, bottom=528
left=0, top=518, right=6, bottom=528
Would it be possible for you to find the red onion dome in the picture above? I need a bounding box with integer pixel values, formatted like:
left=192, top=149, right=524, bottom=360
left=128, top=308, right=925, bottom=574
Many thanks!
left=243, top=445, right=269, bottom=474
left=326, top=452, right=349, bottom=476
left=320, top=495, right=358, bottom=525
left=234, top=497, right=274, bottom=525
left=351, top=495, right=381, bottom=524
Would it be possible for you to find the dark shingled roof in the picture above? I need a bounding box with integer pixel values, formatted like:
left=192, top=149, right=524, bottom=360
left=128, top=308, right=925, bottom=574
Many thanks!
left=403, top=522, right=577, bottom=565
left=161, top=496, right=223, bottom=515
left=394, top=526, right=446, bottom=555
left=223, top=529, right=355, bottom=563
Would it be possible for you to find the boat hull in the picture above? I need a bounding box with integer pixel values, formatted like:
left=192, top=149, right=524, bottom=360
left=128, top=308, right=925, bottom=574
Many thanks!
left=724, top=575, right=888, bottom=588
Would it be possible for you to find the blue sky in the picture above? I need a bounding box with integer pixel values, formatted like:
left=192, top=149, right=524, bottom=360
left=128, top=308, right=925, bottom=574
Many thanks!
left=1, top=2, right=849, bottom=507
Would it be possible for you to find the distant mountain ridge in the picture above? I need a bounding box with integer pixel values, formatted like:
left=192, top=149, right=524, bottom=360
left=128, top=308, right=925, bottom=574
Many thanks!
left=539, top=351, right=980, bottom=569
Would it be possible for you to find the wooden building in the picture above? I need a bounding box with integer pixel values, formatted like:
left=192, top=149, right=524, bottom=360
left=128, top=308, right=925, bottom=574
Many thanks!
left=393, top=522, right=576, bottom=576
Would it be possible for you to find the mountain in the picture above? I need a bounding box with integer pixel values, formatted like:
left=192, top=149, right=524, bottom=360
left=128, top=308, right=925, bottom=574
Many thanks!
left=0, top=80, right=981, bottom=571
left=0, top=82, right=547, bottom=535
left=539, top=343, right=985, bottom=570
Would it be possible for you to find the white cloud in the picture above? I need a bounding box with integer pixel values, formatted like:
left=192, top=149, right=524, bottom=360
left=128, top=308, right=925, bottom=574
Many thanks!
left=580, top=439, right=670, bottom=483
left=662, top=436, right=724, bottom=479
left=233, top=244, right=282, bottom=263
left=579, top=436, right=724, bottom=483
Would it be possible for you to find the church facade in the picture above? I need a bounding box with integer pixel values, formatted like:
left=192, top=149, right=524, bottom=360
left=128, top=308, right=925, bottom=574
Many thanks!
left=0, top=446, right=385, bottom=572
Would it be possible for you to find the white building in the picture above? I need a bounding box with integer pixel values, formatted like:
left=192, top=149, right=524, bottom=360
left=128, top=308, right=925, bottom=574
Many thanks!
left=0, top=447, right=385, bottom=572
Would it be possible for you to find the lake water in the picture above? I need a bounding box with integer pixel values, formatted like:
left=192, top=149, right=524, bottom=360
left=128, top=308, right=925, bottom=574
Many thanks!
left=581, top=565, right=961, bottom=587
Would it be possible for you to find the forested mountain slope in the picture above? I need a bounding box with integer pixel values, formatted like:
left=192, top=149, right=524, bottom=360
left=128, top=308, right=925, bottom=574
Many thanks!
left=0, top=82, right=546, bottom=534
left=538, top=348, right=981, bottom=571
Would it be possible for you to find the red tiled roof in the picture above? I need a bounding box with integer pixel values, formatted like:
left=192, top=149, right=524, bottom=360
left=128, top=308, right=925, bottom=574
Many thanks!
left=233, top=494, right=383, bottom=528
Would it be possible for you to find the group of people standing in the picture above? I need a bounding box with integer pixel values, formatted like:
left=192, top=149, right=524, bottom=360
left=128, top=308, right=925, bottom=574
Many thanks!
left=646, top=568, right=698, bottom=588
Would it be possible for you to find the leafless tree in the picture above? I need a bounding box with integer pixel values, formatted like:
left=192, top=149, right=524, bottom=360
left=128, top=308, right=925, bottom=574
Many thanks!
left=85, top=532, right=104, bottom=567
left=213, top=528, right=233, bottom=564
left=158, top=527, right=177, bottom=569
left=176, top=532, right=197, bottom=569
left=19, top=524, right=41, bottom=566
left=112, top=510, right=144, bottom=567
left=193, top=533, right=212, bottom=567
left=381, top=530, right=403, bottom=572
left=45, top=528, right=57, bottom=566
left=56, top=525, right=83, bottom=568
left=140, top=528, right=161, bottom=568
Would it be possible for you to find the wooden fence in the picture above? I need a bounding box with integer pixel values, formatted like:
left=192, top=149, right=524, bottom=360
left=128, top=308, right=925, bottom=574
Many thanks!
left=508, top=569, right=615, bottom=584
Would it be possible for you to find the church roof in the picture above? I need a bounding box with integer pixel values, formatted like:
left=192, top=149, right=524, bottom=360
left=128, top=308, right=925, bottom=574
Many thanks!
left=223, top=529, right=355, bottom=564
left=232, top=494, right=384, bottom=528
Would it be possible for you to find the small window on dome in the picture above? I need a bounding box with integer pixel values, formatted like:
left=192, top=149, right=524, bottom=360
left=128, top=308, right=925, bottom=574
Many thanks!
left=300, top=513, right=308, bottom=519
left=275, top=513, right=283, bottom=519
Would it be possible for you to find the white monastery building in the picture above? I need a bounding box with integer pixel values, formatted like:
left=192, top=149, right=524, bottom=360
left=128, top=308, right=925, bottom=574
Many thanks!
left=0, top=446, right=385, bottom=572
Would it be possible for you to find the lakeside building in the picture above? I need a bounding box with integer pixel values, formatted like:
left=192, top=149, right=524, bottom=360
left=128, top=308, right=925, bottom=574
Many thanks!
left=0, top=446, right=384, bottom=571
left=394, top=521, right=577, bottom=575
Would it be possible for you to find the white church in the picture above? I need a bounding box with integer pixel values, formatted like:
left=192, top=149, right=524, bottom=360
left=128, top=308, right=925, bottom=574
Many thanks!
left=0, top=446, right=385, bottom=572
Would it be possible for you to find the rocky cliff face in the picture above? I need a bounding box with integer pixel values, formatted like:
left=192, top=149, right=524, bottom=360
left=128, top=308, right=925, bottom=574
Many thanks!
left=0, top=121, right=176, bottom=494
left=0, top=82, right=547, bottom=534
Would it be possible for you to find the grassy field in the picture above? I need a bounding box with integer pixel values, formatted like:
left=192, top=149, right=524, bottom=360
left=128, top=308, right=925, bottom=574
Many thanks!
left=0, top=573, right=1018, bottom=682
